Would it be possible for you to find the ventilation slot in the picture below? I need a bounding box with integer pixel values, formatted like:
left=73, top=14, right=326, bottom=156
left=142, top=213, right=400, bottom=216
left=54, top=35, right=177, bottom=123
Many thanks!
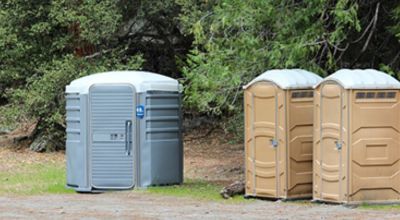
left=356, top=92, right=366, bottom=99
left=356, top=91, right=397, bottom=100
left=292, top=91, right=313, bottom=99
left=366, top=92, right=375, bottom=99
left=387, top=92, right=396, bottom=99
left=376, top=92, right=385, bottom=98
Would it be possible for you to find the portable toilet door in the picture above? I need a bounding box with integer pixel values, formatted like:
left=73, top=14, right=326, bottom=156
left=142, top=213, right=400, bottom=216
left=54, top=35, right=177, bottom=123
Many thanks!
left=244, top=81, right=280, bottom=198
left=313, top=69, right=400, bottom=204
left=313, top=79, right=344, bottom=202
left=243, top=69, right=322, bottom=199
left=89, top=84, right=136, bottom=189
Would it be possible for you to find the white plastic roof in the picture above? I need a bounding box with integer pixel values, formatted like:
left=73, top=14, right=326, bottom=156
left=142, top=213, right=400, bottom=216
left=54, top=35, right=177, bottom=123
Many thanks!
left=243, top=69, right=322, bottom=90
left=66, top=71, right=181, bottom=94
left=315, top=69, right=400, bottom=89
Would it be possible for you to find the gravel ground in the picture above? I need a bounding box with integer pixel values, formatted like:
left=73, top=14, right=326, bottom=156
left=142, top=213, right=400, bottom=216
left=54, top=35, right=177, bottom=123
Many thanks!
left=0, top=192, right=399, bottom=220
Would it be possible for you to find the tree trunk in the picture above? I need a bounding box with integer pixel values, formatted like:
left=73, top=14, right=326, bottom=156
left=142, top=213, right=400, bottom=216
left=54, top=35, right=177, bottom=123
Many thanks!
left=220, top=181, right=245, bottom=199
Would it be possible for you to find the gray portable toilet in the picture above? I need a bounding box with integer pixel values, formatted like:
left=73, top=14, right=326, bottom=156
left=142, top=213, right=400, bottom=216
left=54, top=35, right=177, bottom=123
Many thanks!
left=65, top=71, right=183, bottom=192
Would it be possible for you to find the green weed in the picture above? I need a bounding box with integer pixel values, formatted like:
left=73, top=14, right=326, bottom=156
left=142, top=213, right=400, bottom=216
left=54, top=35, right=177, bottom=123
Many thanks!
left=145, top=179, right=251, bottom=203
left=0, top=163, right=73, bottom=195
left=358, top=203, right=400, bottom=211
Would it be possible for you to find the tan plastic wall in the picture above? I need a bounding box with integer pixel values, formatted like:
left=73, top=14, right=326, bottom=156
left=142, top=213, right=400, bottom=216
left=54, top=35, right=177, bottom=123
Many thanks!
left=244, top=82, right=313, bottom=199
left=313, top=82, right=400, bottom=204
left=287, top=90, right=314, bottom=198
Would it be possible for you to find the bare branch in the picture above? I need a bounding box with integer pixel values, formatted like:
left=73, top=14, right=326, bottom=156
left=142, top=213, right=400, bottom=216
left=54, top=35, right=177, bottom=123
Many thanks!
left=328, top=42, right=349, bottom=52
left=389, top=51, right=400, bottom=67
left=302, top=40, right=326, bottom=47
left=351, top=11, right=375, bottom=43
left=230, top=86, right=241, bottom=106
left=84, top=49, right=111, bottom=59
left=349, top=2, right=380, bottom=67
left=361, top=2, right=380, bottom=52
left=317, top=41, right=328, bottom=65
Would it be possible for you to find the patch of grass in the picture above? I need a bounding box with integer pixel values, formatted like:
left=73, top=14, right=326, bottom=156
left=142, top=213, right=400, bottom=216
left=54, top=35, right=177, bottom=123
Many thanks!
left=358, top=203, right=400, bottom=211
left=145, top=179, right=251, bottom=203
left=0, top=163, right=74, bottom=195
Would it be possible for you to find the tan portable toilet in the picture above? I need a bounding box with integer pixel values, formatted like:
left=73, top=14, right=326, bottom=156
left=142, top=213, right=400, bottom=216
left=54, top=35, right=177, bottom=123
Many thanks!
left=243, top=69, right=322, bottom=199
left=313, top=69, right=400, bottom=204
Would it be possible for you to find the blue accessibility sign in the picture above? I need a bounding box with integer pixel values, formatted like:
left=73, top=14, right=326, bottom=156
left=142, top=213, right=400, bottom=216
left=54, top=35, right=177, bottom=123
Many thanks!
left=136, top=105, right=145, bottom=119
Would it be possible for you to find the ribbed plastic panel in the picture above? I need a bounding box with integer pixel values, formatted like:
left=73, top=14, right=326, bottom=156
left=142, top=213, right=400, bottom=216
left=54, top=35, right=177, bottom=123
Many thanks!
left=66, top=93, right=81, bottom=144
left=66, top=93, right=82, bottom=186
left=90, top=86, right=134, bottom=189
left=146, top=92, right=180, bottom=141
left=143, top=91, right=183, bottom=185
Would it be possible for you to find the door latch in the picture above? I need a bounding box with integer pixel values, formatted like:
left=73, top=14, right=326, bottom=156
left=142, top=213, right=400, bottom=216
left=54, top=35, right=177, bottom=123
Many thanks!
left=270, top=139, right=278, bottom=148
left=334, top=140, right=342, bottom=150
left=125, top=120, right=132, bottom=156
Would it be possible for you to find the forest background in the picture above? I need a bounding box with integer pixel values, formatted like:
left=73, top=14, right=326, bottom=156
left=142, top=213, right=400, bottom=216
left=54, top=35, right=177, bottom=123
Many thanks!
left=0, top=0, right=399, bottom=151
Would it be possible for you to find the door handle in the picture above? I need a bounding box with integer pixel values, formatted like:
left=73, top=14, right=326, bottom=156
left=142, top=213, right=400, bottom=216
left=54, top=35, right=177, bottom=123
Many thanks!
left=270, top=139, right=278, bottom=148
left=125, top=120, right=132, bottom=156
left=334, top=140, right=342, bottom=150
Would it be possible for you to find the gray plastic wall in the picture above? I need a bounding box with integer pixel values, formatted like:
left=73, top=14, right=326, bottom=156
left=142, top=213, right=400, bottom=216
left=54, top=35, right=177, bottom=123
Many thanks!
left=66, top=93, right=90, bottom=191
left=136, top=91, right=183, bottom=187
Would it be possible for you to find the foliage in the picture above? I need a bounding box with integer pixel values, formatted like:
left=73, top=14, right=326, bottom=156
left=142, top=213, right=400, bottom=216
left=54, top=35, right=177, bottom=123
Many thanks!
left=1, top=0, right=400, bottom=149
left=0, top=0, right=189, bottom=150
left=177, top=0, right=400, bottom=117
left=391, top=5, right=400, bottom=40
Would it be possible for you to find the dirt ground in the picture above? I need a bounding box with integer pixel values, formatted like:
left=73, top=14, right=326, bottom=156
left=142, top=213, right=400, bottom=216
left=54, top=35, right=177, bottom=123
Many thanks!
left=1, top=192, right=399, bottom=220
left=0, top=128, right=400, bottom=219
left=183, top=129, right=244, bottom=184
